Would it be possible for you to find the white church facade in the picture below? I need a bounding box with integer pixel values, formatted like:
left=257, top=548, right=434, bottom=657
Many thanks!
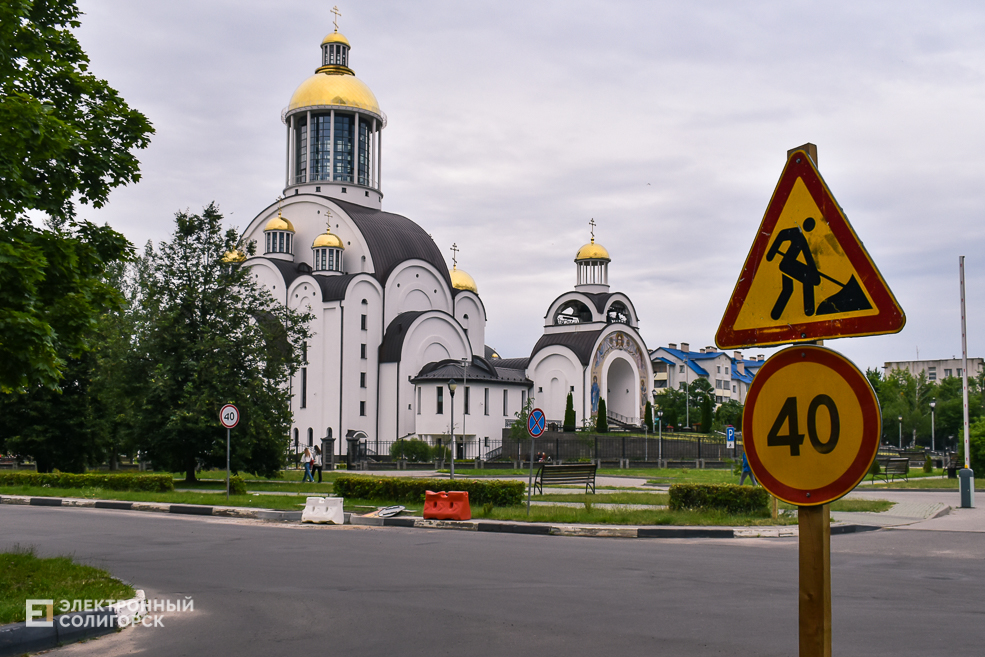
left=231, top=26, right=653, bottom=459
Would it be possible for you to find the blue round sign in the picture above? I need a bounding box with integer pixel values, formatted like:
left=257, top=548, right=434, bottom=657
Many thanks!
left=527, top=408, right=546, bottom=438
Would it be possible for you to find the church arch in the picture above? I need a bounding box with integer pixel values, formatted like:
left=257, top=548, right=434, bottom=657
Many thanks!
left=605, top=357, right=636, bottom=423
left=554, top=300, right=593, bottom=325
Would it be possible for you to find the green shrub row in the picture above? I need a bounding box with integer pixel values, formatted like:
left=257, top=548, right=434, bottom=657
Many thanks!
left=669, top=483, right=769, bottom=514
left=388, top=439, right=449, bottom=463
left=333, top=475, right=524, bottom=506
left=0, top=472, right=174, bottom=492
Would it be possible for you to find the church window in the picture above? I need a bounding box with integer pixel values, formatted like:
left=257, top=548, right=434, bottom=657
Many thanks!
left=360, top=372, right=366, bottom=388
left=484, top=388, right=489, bottom=415
left=437, top=387, right=444, bottom=414
left=417, top=388, right=421, bottom=415
left=334, top=114, right=354, bottom=183
left=359, top=401, right=366, bottom=416
left=521, top=390, right=527, bottom=407
left=554, top=300, right=591, bottom=325
left=360, top=314, right=367, bottom=330
left=307, top=428, right=313, bottom=447
left=300, top=367, right=307, bottom=408
left=360, top=344, right=367, bottom=359
left=464, top=387, right=470, bottom=415
left=503, top=389, right=508, bottom=416
left=265, top=233, right=270, bottom=253
left=310, top=114, right=332, bottom=181
left=295, top=120, right=307, bottom=184
left=358, top=120, right=371, bottom=186
left=278, top=232, right=284, bottom=253
left=606, top=301, right=630, bottom=324
left=293, top=428, right=299, bottom=449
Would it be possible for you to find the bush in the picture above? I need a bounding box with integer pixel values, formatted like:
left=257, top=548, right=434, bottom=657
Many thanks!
left=431, top=445, right=451, bottom=461
left=229, top=476, right=247, bottom=495
left=596, top=398, right=609, bottom=433
left=0, top=472, right=174, bottom=492
left=923, top=454, right=933, bottom=473
left=333, top=475, right=525, bottom=506
left=389, top=439, right=431, bottom=462
left=563, top=393, right=576, bottom=432
left=868, top=459, right=881, bottom=476
left=669, top=483, right=769, bottom=514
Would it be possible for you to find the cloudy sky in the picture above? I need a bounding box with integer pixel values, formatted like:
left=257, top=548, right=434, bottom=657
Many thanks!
left=72, top=0, right=985, bottom=372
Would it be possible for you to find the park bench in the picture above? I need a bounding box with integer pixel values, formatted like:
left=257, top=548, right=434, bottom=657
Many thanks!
left=534, top=463, right=597, bottom=495
left=871, top=457, right=909, bottom=483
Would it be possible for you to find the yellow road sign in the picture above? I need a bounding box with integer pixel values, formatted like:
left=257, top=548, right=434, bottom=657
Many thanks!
left=716, top=149, right=905, bottom=348
left=743, top=345, right=880, bottom=506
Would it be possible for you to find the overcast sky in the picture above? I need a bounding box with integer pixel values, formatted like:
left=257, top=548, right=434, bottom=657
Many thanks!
left=72, top=1, right=985, bottom=372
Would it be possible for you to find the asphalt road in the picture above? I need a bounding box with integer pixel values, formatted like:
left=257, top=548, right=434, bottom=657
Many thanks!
left=3, top=504, right=983, bottom=657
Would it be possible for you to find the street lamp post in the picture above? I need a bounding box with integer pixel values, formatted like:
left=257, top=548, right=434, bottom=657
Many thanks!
left=461, top=357, right=470, bottom=460
left=448, top=379, right=457, bottom=480
left=898, top=415, right=903, bottom=450
left=657, top=409, right=664, bottom=463
left=930, top=401, right=936, bottom=453
left=684, top=353, right=690, bottom=429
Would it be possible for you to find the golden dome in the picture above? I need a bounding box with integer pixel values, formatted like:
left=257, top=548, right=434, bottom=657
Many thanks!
left=313, top=230, right=344, bottom=249
left=450, top=266, right=478, bottom=294
left=575, top=238, right=610, bottom=262
left=221, top=249, right=246, bottom=264
left=321, top=30, right=351, bottom=47
left=264, top=212, right=295, bottom=232
left=288, top=72, right=380, bottom=115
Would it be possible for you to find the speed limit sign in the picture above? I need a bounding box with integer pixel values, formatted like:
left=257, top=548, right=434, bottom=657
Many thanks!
left=743, top=345, right=880, bottom=506
left=219, top=404, right=240, bottom=429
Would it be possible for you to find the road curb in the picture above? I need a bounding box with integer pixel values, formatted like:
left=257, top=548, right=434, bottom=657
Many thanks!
left=0, top=495, right=300, bottom=522
left=0, top=591, right=145, bottom=657
left=1, top=494, right=883, bottom=539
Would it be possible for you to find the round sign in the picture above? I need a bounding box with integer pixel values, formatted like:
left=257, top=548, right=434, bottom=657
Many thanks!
left=527, top=408, right=546, bottom=438
left=219, top=404, right=240, bottom=429
left=743, top=346, right=880, bottom=506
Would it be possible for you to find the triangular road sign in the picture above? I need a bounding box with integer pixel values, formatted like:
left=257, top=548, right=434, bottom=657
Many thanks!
left=716, top=149, right=905, bottom=349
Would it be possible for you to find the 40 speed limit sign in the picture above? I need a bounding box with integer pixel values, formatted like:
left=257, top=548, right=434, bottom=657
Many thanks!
left=743, top=345, right=880, bottom=506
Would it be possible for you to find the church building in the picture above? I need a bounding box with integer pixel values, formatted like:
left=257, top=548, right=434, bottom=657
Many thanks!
left=231, top=23, right=653, bottom=458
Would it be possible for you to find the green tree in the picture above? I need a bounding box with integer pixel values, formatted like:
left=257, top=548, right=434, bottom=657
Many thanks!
left=714, top=399, right=743, bottom=432
left=654, top=387, right=684, bottom=429
left=643, top=400, right=653, bottom=433
left=961, top=417, right=985, bottom=473
left=509, top=397, right=535, bottom=442
left=596, top=398, right=609, bottom=433
left=1, top=0, right=152, bottom=393
left=563, top=392, right=576, bottom=432
left=699, top=395, right=713, bottom=434
left=132, top=204, right=312, bottom=481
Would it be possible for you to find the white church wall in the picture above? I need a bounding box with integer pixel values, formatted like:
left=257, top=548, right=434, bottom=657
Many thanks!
left=384, top=260, right=453, bottom=327
left=528, top=347, right=583, bottom=424
left=453, top=292, right=485, bottom=358
left=246, top=260, right=288, bottom=304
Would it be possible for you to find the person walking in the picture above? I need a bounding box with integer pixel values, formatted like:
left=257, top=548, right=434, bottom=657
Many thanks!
left=739, top=451, right=757, bottom=486
left=301, top=447, right=314, bottom=483
left=312, top=445, right=323, bottom=483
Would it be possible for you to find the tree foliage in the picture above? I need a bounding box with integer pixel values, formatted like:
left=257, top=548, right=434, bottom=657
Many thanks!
left=1, top=0, right=151, bottom=394
left=876, top=368, right=982, bottom=450
left=643, top=400, right=653, bottom=433
left=654, top=378, right=715, bottom=430
left=596, top=398, right=609, bottom=433
left=130, top=204, right=312, bottom=481
left=563, top=392, right=576, bottom=432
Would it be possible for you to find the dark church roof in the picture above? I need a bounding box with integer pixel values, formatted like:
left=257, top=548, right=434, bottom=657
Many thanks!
left=334, top=199, right=455, bottom=292
left=379, top=311, right=429, bottom=363
left=314, top=273, right=358, bottom=301
left=530, top=328, right=604, bottom=366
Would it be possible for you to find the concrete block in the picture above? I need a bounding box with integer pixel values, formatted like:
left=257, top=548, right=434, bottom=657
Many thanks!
left=301, top=496, right=344, bottom=524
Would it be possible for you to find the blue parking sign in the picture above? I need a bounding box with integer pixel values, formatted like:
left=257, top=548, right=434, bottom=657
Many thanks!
left=726, top=425, right=735, bottom=449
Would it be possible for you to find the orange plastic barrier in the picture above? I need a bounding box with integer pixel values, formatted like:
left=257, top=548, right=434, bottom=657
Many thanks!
left=423, top=490, right=471, bottom=520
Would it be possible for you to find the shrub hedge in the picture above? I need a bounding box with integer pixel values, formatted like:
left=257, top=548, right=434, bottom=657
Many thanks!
left=669, top=483, right=769, bottom=514
left=229, top=476, right=247, bottom=495
left=0, top=472, right=174, bottom=492
left=333, top=475, right=524, bottom=506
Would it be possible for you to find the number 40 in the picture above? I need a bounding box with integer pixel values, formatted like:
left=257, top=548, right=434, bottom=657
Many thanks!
left=766, top=395, right=840, bottom=456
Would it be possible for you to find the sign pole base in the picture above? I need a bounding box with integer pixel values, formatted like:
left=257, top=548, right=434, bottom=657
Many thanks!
left=799, top=504, right=831, bottom=657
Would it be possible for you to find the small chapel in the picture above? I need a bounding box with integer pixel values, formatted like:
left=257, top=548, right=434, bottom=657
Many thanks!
left=231, top=20, right=653, bottom=458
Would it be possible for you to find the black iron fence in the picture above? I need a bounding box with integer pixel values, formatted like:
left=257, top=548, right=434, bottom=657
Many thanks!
left=501, top=431, right=744, bottom=464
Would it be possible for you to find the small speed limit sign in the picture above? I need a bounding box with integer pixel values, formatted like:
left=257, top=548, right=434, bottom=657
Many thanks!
left=743, top=345, right=880, bottom=506
left=219, top=404, right=240, bottom=429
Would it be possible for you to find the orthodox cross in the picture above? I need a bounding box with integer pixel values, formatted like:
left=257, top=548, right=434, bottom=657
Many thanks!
left=325, top=209, right=333, bottom=233
left=331, top=5, right=342, bottom=31
left=450, top=243, right=459, bottom=269
left=589, top=218, right=596, bottom=241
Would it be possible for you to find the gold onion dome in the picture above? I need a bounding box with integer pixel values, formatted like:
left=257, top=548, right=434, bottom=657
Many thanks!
left=221, top=249, right=246, bottom=264
left=313, top=228, right=344, bottom=249
left=575, top=237, right=610, bottom=262
left=287, top=31, right=381, bottom=115
left=264, top=212, right=295, bottom=232
left=450, top=266, right=478, bottom=294
left=321, top=30, right=350, bottom=47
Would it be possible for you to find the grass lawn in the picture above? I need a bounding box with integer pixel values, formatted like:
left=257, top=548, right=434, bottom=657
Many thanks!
left=475, top=505, right=796, bottom=526
left=0, top=547, right=134, bottom=624
left=174, top=480, right=336, bottom=495
left=1, top=485, right=311, bottom=510
left=170, top=469, right=346, bottom=484
left=778, top=499, right=894, bottom=513
left=533, top=492, right=669, bottom=505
